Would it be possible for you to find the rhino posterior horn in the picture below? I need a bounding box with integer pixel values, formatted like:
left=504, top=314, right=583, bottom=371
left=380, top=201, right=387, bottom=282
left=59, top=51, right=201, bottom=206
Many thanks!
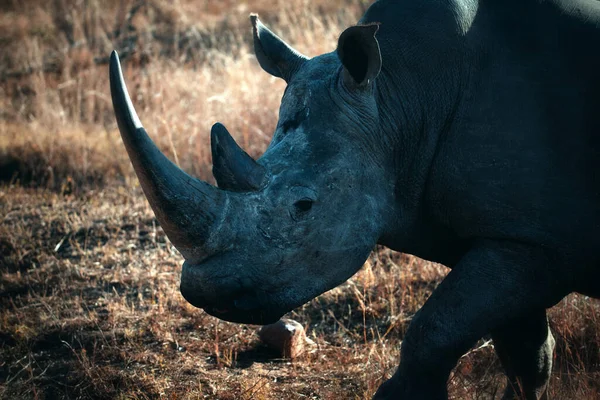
left=211, top=123, right=267, bottom=192
left=109, top=50, right=225, bottom=261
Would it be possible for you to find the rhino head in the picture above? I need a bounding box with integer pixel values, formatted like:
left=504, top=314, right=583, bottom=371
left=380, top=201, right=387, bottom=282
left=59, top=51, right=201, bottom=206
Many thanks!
left=110, top=16, right=395, bottom=324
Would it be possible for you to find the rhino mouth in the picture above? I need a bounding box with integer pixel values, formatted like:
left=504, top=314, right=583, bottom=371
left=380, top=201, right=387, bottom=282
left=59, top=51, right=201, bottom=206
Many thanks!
left=180, top=261, right=287, bottom=325
left=203, top=306, right=284, bottom=325
left=183, top=292, right=285, bottom=325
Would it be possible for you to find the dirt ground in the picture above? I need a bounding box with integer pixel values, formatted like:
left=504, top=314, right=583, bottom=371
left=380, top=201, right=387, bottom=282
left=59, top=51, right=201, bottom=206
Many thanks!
left=1, top=186, right=599, bottom=399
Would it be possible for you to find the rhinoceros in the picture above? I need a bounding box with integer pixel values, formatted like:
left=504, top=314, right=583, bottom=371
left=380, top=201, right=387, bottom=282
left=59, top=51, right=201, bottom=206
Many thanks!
left=109, top=0, right=600, bottom=398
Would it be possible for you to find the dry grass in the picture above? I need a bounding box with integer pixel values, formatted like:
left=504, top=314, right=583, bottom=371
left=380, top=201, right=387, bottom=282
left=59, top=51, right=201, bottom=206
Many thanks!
left=1, top=1, right=599, bottom=399
left=1, top=0, right=367, bottom=188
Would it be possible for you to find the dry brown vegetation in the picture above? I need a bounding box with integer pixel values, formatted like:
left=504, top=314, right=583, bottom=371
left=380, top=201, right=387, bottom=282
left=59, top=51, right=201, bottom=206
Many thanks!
left=1, top=1, right=599, bottom=399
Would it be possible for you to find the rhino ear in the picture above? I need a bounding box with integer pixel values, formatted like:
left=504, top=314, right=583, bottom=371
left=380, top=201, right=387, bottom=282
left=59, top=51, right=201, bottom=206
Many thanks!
left=250, top=14, right=309, bottom=82
left=337, top=24, right=382, bottom=88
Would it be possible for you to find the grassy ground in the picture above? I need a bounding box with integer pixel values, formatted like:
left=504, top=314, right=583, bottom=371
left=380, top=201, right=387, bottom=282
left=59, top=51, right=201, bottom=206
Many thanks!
left=1, top=1, right=599, bottom=399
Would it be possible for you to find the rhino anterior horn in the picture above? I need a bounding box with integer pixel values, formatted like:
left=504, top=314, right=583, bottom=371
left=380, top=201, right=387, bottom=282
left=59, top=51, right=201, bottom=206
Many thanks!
left=109, top=50, right=226, bottom=261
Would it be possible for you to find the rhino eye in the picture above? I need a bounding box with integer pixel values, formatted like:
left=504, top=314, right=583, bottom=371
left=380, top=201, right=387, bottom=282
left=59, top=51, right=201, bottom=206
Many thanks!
left=294, top=199, right=313, bottom=213
left=289, top=187, right=316, bottom=220
left=281, top=118, right=301, bottom=134
left=280, top=108, right=307, bottom=134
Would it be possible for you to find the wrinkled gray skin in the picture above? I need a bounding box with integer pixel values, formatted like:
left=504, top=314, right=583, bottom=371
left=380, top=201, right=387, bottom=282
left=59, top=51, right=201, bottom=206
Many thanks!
left=110, top=0, right=600, bottom=398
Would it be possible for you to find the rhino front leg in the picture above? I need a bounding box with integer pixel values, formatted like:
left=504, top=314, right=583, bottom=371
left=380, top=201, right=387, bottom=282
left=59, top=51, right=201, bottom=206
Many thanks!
left=373, top=240, right=563, bottom=400
left=492, top=309, right=555, bottom=400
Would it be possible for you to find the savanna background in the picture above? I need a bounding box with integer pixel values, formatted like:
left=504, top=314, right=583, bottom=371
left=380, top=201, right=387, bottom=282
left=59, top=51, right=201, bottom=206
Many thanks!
left=0, top=0, right=598, bottom=398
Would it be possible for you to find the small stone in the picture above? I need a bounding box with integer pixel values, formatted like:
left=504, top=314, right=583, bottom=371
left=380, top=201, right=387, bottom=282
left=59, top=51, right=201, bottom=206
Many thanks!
left=258, top=318, right=314, bottom=359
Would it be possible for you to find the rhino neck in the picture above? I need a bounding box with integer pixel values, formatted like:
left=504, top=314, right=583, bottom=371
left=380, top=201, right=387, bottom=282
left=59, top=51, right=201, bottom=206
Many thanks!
left=364, top=0, right=474, bottom=261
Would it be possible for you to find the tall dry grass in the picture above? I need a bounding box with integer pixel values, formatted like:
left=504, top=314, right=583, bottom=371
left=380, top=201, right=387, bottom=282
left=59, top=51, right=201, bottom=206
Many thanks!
left=1, top=1, right=599, bottom=399
left=1, top=0, right=367, bottom=188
